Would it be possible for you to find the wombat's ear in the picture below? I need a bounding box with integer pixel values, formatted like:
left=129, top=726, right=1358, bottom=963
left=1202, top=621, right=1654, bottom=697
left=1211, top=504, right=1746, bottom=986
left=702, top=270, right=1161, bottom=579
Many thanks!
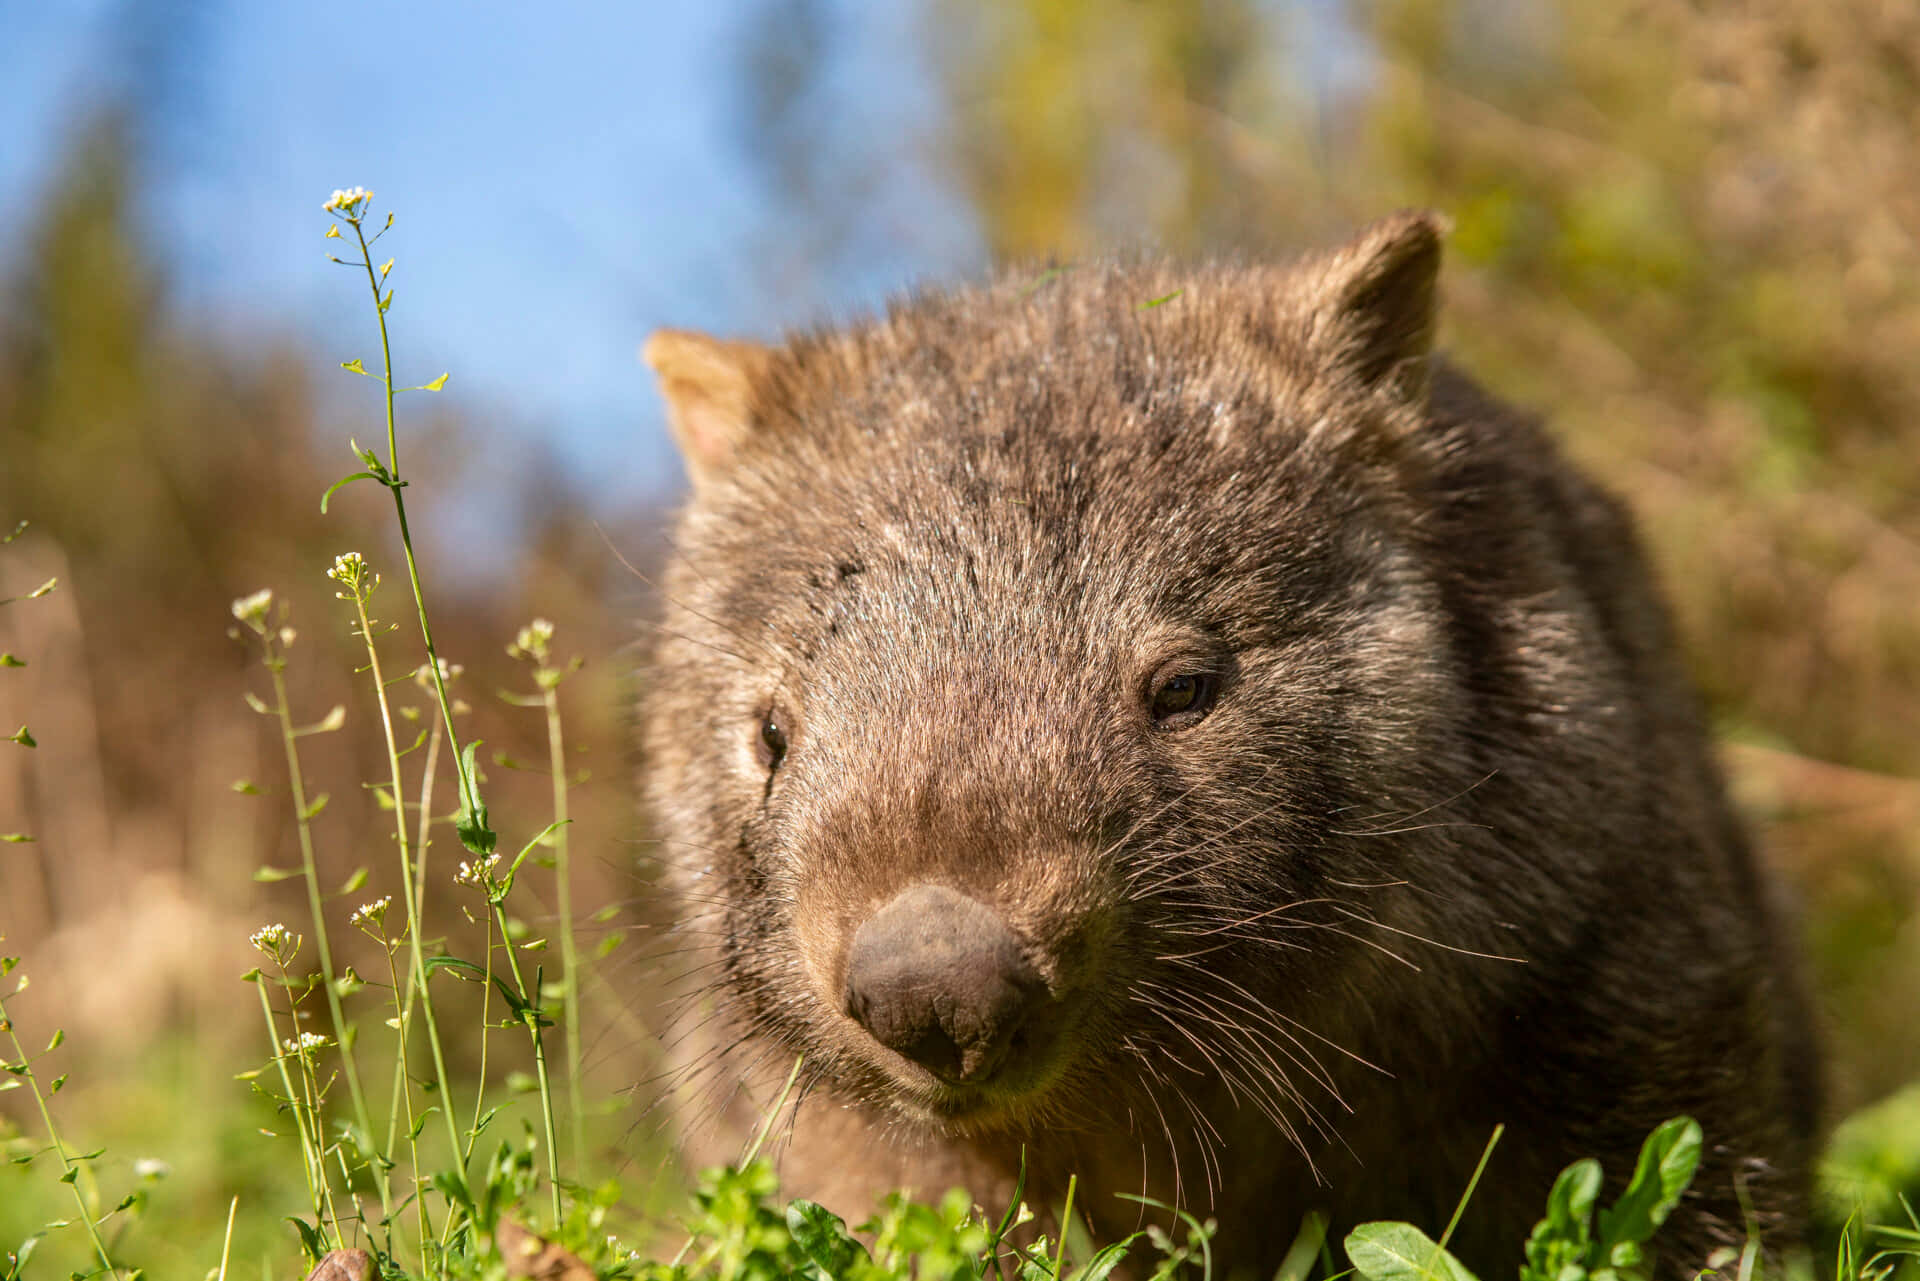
left=643, top=329, right=773, bottom=488
left=1305, top=210, right=1448, bottom=401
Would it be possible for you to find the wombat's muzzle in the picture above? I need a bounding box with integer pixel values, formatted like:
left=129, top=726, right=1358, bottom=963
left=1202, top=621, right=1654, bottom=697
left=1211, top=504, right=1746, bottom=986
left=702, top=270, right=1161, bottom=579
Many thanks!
left=842, top=884, right=1048, bottom=1086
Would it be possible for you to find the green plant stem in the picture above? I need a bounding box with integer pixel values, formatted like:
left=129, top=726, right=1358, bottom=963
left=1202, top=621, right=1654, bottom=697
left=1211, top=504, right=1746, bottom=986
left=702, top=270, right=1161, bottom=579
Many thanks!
left=289, top=1031, right=350, bottom=1249
left=1437, top=1124, right=1504, bottom=1255
left=262, top=637, right=388, bottom=1219
left=463, top=907, right=493, bottom=1166
left=542, top=680, right=585, bottom=1169
left=382, top=712, right=442, bottom=1268
left=253, top=979, right=326, bottom=1243
left=0, top=993, right=120, bottom=1280
left=348, top=221, right=470, bottom=817
left=349, top=594, right=467, bottom=1190
left=487, top=899, right=563, bottom=1226
left=378, top=936, right=432, bottom=1253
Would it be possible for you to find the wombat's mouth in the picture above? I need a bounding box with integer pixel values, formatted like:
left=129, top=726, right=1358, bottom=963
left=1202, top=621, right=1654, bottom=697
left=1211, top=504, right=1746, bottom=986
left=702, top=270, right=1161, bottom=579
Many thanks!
left=863, top=999, right=1084, bottom=1133
left=828, top=883, right=1088, bottom=1129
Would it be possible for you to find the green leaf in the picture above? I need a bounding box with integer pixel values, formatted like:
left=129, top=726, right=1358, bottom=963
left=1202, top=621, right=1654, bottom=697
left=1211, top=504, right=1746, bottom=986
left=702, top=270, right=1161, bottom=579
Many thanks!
left=7, top=726, right=34, bottom=748
left=500, top=818, right=571, bottom=892
left=339, top=866, right=368, bottom=895
left=379, top=258, right=394, bottom=279
left=57, top=1168, right=77, bottom=1185
left=319, top=471, right=378, bottom=514
left=1596, top=1117, right=1701, bottom=1261
left=1346, top=1223, right=1482, bottom=1281
left=294, top=705, right=346, bottom=736
left=1071, top=1235, right=1145, bottom=1281
left=1522, top=1159, right=1601, bottom=1281
left=302, top=792, right=330, bottom=820
left=787, top=1200, right=870, bottom=1279
left=45, top=1029, right=61, bottom=1052
left=0, top=654, right=23, bottom=667
left=1, top=834, right=33, bottom=844
left=230, top=779, right=262, bottom=795
left=1138, top=290, right=1185, bottom=309
left=253, top=866, right=301, bottom=883
left=423, top=955, right=489, bottom=983
left=48, top=1075, right=65, bottom=1093
left=286, top=1216, right=327, bottom=1267
left=242, top=691, right=271, bottom=715
left=454, top=740, right=497, bottom=856
left=340, top=358, right=369, bottom=375
left=422, top=372, right=449, bottom=391
left=1275, top=1213, right=1328, bottom=1281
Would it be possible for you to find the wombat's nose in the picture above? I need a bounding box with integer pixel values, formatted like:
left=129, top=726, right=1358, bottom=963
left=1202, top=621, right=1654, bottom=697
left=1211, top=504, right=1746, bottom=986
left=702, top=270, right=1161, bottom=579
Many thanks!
left=843, top=884, right=1045, bottom=1085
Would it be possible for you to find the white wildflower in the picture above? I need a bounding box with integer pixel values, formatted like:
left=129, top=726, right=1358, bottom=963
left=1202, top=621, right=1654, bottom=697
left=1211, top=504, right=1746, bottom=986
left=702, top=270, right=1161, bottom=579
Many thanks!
left=134, top=1158, right=171, bottom=1180
left=509, top=618, right=555, bottom=662
left=455, top=854, right=501, bottom=890
left=248, top=923, right=299, bottom=962
left=282, top=1032, right=331, bottom=1055
left=323, top=187, right=373, bottom=217
left=231, top=589, right=274, bottom=629
left=414, top=656, right=463, bottom=691
left=328, top=551, right=378, bottom=599
left=350, top=896, right=392, bottom=929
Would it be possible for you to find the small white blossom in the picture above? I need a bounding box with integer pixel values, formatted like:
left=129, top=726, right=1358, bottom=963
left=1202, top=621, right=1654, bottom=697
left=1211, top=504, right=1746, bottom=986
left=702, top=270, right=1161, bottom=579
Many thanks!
left=350, top=896, right=392, bottom=929
left=509, top=618, right=555, bottom=662
left=414, top=656, right=463, bottom=691
left=328, top=551, right=378, bottom=599
left=134, top=1158, right=171, bottom=1180
left=231, top=589, right=274, bottom=629
left=249, top=923, right=299, bottom=962
left=283, top=1032, right=331, bottom=1055
left=455, top=854, right=501, bottom=890
left=323, top=187, right=373, bottom=217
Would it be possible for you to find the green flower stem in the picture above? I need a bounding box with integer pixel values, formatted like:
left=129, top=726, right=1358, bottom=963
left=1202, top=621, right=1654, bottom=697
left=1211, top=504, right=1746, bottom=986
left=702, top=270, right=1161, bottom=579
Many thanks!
left=252, top=978, right=326, bottom=1245
left=463, top=906, right=493, bottom=1166
left=0, top=991, right=121, bottom=1279
left=486, top=896, right=563, bottom=1226
left=261, top=632, right=388, bottom=1218
left=288, top=1029, right=350, bottom=1249
left=377, top=934, right=432, bottom=1254
left=348, top=592, right=468, bottom=1189
left=542, top=679, right=585, bottom=1169
left=347, top=219, right=471, bottom=820
left=383, top=712, right=442, bottom=1183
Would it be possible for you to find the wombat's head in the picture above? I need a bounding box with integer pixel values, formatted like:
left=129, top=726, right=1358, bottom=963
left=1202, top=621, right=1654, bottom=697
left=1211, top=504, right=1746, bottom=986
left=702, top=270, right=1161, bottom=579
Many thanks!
left=640, top=213, right=1510, bottom=1139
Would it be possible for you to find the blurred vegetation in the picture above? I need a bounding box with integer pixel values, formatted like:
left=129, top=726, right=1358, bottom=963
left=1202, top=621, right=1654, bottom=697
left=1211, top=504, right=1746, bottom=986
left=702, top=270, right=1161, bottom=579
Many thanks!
left=4, top=0, right=1920, bottom=1272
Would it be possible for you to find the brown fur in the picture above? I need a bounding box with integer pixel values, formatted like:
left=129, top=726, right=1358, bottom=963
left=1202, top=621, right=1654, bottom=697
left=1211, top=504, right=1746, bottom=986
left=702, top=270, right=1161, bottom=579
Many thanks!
left=637, top=213, right=1820, bottom=1277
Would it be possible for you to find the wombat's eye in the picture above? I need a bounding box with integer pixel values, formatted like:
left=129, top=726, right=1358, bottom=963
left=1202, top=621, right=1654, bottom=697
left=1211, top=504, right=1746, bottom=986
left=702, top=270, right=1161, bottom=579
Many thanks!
left=756, top=708, right=789, bottom=771
left=1149, top=671, right=1218, bottom=728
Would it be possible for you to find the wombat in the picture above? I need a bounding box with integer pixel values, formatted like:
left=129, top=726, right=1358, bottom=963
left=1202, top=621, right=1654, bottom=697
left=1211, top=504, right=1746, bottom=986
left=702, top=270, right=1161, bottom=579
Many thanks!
left=637, top=212, right=1820, bottom=1277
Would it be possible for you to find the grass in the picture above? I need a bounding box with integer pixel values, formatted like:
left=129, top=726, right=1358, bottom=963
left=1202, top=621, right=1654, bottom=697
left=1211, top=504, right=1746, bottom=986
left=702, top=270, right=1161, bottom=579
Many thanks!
left=4, top=190, right=1920, bottom=1281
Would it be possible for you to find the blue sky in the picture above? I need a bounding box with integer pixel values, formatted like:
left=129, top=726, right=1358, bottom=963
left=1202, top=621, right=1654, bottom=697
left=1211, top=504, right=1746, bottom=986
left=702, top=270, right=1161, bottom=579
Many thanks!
left=1, top=1, right=1366, bottom=573
left=1, top=1, right=984, bottom=540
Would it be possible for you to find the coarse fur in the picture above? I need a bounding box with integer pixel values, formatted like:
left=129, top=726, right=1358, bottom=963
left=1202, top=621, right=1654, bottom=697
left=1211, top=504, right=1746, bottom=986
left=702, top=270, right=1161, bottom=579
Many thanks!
left=636, top=213, right=1820, bottom=1278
